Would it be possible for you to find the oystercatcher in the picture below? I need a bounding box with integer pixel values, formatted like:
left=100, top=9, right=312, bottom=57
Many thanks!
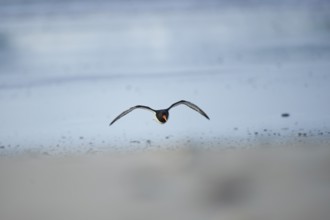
left=109, top=100, right=209, bottom=126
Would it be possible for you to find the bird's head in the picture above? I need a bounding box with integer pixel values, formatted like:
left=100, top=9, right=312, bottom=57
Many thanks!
left=156, top=110, right=169, bottom=124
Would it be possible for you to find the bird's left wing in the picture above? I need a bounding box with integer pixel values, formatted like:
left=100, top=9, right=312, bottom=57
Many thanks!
left=167, top=100, right=210, bottom=120
left=109, top=105, right=155, bottom=126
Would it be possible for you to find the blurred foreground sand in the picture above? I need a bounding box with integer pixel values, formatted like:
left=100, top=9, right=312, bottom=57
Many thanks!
left=1, top=144, right=330, bottom=220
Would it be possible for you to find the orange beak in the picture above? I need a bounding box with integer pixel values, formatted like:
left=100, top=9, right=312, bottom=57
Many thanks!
left=162, top=115, right=167, bottom=122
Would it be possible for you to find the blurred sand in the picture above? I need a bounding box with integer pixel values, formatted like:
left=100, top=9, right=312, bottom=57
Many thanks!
left=1, top=144, right=330, bottom=220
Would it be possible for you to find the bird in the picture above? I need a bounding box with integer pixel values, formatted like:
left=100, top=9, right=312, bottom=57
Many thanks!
left=109, top=100, right=209, bottom=126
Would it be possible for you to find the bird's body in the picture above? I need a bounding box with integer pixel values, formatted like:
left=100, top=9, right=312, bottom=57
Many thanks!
left=155, top=109, right=169, bottom=123
left=109, top=100, right=209, bottom=126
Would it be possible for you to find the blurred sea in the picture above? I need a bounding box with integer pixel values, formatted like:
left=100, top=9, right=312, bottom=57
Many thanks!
left=0, top=0, right=330, bottom=154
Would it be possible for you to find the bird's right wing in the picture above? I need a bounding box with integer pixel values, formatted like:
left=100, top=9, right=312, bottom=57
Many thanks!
left=167, top=100, right=210, bottom=120
left=109, top=105, right=155, bottom=126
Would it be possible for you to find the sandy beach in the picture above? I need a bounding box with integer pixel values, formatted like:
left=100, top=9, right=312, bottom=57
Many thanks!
left=1, top=142, right=330, bottom=220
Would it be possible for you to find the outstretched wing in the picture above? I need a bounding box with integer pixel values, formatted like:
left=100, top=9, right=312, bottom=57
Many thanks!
left=167, top=100, right=210, bottom=120
left=109, top=105, right=155, bottom=126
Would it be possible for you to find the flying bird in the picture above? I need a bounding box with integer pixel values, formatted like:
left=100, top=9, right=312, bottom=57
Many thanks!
left=109, top=100, right=209, bottom=126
